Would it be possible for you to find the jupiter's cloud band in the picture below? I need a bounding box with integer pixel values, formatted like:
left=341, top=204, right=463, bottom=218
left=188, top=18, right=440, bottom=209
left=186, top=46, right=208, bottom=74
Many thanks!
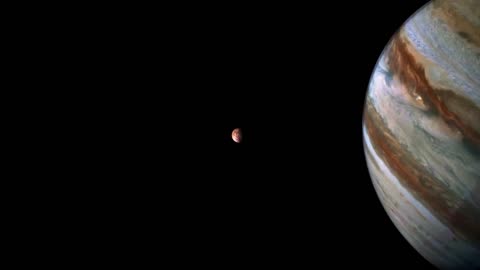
left=363, top=1, right=480, bottom=269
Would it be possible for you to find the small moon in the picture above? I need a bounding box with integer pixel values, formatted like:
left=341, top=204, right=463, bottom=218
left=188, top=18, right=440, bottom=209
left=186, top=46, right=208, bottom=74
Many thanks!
left=232, top=128, right=242, bottom=143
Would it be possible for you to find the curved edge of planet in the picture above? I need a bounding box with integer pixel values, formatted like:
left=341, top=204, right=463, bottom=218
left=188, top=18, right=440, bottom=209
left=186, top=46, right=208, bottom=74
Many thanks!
left=362, top=0, right=480, bottom=269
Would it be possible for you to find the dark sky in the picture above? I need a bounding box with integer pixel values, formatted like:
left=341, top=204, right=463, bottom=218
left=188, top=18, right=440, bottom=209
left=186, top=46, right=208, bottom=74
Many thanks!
left=172, top=1, right=436, bottom=268
left=85, top=1, right=442, bottom=268
left=9, top=1, right=442, bottom=268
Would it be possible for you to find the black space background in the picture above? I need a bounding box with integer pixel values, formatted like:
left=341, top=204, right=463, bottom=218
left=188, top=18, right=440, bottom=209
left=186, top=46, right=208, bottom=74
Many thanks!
left=161, top=0, right=435, bottom=268
left=11, top=0, right=441, bottom=268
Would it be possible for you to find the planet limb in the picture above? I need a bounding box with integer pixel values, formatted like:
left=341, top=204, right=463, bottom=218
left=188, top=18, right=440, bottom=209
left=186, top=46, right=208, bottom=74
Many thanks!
left=363, top=0, right=480, bottom=269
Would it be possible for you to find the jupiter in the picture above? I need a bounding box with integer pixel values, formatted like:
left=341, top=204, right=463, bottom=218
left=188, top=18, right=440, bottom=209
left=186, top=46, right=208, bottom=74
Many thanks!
left=363, top=0, right=480, bottom=269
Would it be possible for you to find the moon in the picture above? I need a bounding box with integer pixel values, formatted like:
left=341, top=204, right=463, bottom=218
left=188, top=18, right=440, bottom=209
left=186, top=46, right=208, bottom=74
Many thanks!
left=232, top=128, right=242, bottom=143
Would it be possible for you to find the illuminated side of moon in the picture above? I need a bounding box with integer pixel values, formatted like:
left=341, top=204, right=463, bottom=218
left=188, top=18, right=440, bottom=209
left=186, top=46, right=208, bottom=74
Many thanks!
left=232, top=128, right=242, bottom=143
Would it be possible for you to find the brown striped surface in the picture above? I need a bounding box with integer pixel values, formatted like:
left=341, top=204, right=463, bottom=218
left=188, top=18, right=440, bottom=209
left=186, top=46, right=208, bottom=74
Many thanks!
left=363, top=1, right=480, bottom=269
